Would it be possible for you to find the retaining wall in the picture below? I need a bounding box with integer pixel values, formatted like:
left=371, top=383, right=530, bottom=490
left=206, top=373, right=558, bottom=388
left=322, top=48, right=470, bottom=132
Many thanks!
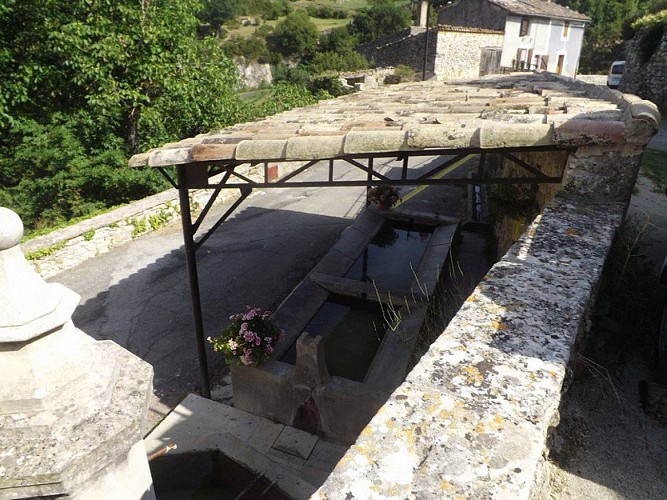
left=621, top=26, right=667, bottom=111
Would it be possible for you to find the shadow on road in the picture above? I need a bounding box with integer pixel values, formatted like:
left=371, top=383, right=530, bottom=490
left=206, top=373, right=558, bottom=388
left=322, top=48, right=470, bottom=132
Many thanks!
left=64, top=205, right=357, bottom=426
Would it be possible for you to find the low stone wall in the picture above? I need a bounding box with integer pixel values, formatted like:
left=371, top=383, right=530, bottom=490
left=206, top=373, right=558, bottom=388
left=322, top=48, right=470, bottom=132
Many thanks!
left=621, top=26, right=667, bottom=111
left=23, top=162, right=294, bottom=279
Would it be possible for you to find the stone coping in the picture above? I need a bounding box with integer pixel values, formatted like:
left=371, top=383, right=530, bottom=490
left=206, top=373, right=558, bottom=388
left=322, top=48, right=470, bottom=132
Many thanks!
left=129, top=74, right=660, bottom=169
left=315, top=194, right=626, bottom=499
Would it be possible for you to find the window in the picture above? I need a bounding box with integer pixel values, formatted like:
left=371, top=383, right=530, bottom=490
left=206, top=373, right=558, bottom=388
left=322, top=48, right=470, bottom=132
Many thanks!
left=520, top=17, right=530, bottom=37
left=562, top=21, right=570, bottom=38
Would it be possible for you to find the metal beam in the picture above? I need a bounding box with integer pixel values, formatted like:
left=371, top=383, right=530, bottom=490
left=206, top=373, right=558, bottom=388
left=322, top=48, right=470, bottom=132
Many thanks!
left=169, top=146, right=569, bottom=395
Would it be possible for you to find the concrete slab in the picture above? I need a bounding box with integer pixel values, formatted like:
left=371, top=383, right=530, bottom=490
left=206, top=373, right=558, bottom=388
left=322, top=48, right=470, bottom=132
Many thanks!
left=272, top=426, right=319, bottom=460
left=145, top=393, right=350, bottom=499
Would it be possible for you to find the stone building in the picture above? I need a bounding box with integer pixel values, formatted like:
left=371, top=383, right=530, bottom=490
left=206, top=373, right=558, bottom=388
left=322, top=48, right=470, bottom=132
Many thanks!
left=360, top=0, right=590, bottom=80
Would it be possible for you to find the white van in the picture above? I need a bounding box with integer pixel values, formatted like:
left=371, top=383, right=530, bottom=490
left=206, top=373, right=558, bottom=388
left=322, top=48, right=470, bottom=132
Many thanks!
left=607, top=61, right=625, bottom=89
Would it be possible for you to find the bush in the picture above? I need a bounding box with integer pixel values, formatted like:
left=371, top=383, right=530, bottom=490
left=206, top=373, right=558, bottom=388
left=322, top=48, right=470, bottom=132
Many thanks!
left=306, top=50, right=368, bottom=74
left=223, top=34, right=275, bottom=63
left=266, top=10, right=319, bottom=57
left=348, top=2, right=412, bottom=44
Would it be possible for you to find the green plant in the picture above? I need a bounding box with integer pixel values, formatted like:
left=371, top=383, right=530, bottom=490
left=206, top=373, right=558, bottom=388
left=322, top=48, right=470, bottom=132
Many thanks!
left=130, top=217, right=147, bottom=237
left=641, top=149, right=667, bottom=195
left=393, top=64, right=417, bottom=82
left=82, top=229, right=95, bottom=241
left=208, top=306, right=285, bottom=366
left=148, top=209, right=171, bottom=231
left=25, top=241, right=66, bottom=261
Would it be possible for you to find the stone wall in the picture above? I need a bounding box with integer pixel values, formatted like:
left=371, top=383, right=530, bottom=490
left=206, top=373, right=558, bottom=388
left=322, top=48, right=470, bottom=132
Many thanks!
left=358, top=27, right=437, bottom=76
left=621, top=26, right=667, bottom=111
left=434, top=28, right=505, bottom=81
left=438, top=0, right=508, bottom=31
left=236, top=58, right=272, bottom=88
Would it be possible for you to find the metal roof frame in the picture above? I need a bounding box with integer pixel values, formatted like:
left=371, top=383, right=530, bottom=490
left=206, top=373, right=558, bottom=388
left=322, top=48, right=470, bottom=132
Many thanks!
left=166, top=144, right=571, bottom=397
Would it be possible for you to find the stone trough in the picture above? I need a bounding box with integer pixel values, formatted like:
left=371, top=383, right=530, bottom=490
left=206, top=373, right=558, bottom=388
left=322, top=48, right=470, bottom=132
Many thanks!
left=231, top=206, right=459, bottom=443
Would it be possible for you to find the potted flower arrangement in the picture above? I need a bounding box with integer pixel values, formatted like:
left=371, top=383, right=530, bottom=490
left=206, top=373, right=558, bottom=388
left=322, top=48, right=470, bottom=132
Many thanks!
left=367, top=185, right=400, bottom=210
left=208, top=306, right=285, bottom=367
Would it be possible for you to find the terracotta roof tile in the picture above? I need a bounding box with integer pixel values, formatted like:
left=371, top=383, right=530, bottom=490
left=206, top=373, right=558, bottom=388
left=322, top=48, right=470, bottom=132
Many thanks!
left=129, top=74, right=637, bottom=168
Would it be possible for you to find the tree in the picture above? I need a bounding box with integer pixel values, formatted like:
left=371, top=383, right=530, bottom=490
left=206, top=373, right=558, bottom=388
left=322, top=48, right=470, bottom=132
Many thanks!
left=348, top=0, right=412, bottom=44
left=0, top=0, right=245, bottom=230
left=554, top=0, right=658, bottom=72
left=266, top=10, right=319, bottom=58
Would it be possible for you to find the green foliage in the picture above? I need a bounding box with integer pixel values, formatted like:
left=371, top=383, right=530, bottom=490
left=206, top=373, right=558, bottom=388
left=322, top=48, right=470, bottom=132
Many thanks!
left=641, top=149, right=667, bottom=194
left=347, top=0, right=412, bottom=44
left=305, top=5, right=349, bottom=19
left=236, top=0, right=292, bottom=19
left=393, top=64, right=417, bottom=82
left=266, top=10, right=319, bottom=57
left=554, top=0, right=660, bottom=72
left=82, top=229, right=95, bottom=241
left=130, top=217, right=148, bottom=238
left=306, top=50, right=368, bottom=73
left=148, top=209, right=171, bottom=231
left=633, top=8, right=667, bottom=28
left=24, top=241, right=66, bottom=261
left=0, top=0, right=246, bottom=231
left=319, top=27, right=359, bottom=53
left=0, top=114, right=166, bottom=230
left=255, top=82, right=319, bottom=116
left=638, top=23, right=666, bottom=62
left=223, top=34, right=277, bottom=64
left=307, top=75, right=348, bottom=97
left=198, top=0, right=241, bottom=31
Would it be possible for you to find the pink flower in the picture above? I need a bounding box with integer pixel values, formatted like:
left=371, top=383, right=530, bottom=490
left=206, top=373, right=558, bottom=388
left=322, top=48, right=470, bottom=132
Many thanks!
left=228, top=340, right=238, bottom=351
left=265, top=344, right=274, bottom=354
left=263, top=336, right=273, bottom=345
left=262, top=310, right=272, bottom=320
left=243, top=331, right=256, bottom=343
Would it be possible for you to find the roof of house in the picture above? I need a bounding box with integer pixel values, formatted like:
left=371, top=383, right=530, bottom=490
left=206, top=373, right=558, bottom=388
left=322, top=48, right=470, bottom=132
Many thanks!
left=128, top=73, right=655, bottom=170
left=487, top=0, right=590, bottom=22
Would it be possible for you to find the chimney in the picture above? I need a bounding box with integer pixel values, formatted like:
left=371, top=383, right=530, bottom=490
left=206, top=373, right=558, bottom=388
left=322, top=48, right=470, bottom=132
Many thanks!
left=419, top=0, right=429, bottom=27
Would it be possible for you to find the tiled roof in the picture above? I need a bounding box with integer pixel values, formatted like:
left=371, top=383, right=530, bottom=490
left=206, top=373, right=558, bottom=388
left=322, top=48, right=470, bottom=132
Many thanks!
left=129, top=73, right=656, bottom=169
left=488, top=0, right=590, bottom=22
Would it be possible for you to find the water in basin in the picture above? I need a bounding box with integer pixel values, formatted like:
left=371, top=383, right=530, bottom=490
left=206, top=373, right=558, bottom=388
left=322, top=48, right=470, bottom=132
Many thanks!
left=150, top=450, right=289, bottom=499
left=281, top=295, right=389, bottom=382
left=345, top=220, right=433, bottom=290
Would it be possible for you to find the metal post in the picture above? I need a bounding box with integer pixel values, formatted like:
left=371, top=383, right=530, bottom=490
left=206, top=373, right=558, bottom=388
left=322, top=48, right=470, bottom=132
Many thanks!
left=176, top=165, right=211, bottom=399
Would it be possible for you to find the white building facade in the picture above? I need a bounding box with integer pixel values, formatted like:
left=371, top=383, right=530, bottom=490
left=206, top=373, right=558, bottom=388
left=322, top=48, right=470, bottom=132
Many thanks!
left=439, top=0, right=590, bottom=78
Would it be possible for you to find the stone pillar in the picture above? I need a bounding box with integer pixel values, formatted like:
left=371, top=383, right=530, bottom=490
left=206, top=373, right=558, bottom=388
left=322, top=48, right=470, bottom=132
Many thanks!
left=0, top=207, right=155, bottom=499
